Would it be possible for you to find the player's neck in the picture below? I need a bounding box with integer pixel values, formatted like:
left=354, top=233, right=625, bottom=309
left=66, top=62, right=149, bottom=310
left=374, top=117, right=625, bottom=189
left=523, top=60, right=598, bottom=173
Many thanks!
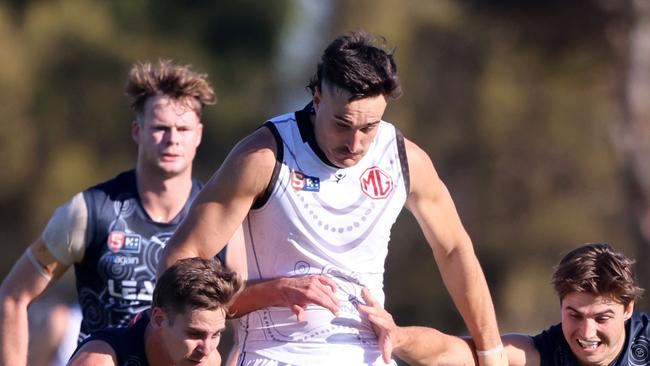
left=135, top=167, right=193, bottom=223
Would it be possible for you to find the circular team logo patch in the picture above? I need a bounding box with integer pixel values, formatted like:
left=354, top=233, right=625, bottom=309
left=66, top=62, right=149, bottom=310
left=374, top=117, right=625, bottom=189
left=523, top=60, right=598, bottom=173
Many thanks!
left=360, top=166, right=393, bottom=199
left=107, top=231, right=126, bottom=252
left=631, top=335, right=650, bottom=365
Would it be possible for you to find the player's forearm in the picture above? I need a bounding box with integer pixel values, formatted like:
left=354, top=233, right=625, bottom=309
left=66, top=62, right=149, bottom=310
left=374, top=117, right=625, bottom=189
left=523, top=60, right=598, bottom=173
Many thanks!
left=0, top=295, right=29, bottom=366
left=0, top=252, right=55, bottom=366
left=438, top=247, right=502, bottom=351
left=393, top=326, right=477, bottom=366
left=391, top=326, right=443, bottom=366
left=227, top=279, right=282, bottom=317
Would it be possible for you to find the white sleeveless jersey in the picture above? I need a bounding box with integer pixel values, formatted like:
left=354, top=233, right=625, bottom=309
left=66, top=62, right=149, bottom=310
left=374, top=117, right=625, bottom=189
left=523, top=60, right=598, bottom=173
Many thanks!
left=237, top=107, right=409, bottom=366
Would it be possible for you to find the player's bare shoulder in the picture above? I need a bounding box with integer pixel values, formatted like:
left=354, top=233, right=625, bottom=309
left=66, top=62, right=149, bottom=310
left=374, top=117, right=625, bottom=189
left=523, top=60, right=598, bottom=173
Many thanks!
left=403, top=138, right=443, bottom=197
left=201, top=126, right=279, bottom=202
left=67, top=340, right=117, bottom=366
left=226, top=127, right=277, bottom=172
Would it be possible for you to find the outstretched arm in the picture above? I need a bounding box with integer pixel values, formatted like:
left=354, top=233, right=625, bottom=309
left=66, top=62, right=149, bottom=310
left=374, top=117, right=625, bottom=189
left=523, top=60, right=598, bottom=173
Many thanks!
left=358, top=288, right=476, bottom=366
left=359, top=289, right=539, bottom=366
left=404, top=139, right=506, bottom=366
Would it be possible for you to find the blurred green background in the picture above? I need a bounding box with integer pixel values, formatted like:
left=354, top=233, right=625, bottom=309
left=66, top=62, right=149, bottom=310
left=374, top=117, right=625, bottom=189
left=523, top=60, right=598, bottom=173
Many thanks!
left=2, top=0, right=649, bottom=362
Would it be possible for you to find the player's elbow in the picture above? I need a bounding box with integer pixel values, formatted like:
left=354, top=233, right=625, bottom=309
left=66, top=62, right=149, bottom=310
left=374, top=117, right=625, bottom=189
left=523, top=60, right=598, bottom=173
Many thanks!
left=0, top=287, right=29, bottom=320
left=435, top=240, right=475, bottom=268
left=0, top=292, right=29, bottom=323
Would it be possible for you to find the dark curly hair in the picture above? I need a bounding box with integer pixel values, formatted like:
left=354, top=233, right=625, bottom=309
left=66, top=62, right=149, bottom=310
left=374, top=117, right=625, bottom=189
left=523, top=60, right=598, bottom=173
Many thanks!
left=307, top=31, right=402, bottom=100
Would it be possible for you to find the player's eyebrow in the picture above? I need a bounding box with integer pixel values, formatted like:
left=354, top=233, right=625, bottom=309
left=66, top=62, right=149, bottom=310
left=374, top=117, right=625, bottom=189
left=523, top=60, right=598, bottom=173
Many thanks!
left=565, top=306, right=616, bottom=317
left=333, top=114, right=381, bottom=127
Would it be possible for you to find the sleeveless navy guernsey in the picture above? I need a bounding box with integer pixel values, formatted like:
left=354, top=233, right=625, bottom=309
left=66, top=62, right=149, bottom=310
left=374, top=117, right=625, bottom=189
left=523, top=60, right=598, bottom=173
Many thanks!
left=74, top=170, right=223, bottom=339
left=73, top=311, right=149, bottom=366
left=533, top=312, right=650, bottom=365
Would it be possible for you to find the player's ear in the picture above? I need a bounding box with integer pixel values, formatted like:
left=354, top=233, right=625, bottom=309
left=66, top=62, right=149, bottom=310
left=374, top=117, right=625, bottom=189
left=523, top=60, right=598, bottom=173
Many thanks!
left=151, top=307, right=168, bottom=328
left=313, top=85, right=322, bottom=111
left=131, top=119, right=141, bottom=144
left=195, top=122, right=203, bottom=147
left=624, top=301, right=634, bottom=320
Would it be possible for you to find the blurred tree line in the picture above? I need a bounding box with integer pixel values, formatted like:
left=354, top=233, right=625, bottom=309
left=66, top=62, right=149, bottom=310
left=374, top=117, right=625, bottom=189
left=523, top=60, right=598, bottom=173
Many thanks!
left=1, top=0, right=647, bottom=360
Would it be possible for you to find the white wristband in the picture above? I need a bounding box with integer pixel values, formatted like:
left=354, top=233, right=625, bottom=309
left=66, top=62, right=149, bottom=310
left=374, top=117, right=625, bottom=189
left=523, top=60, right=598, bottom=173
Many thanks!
left=476, top=344, right=503, bottom=357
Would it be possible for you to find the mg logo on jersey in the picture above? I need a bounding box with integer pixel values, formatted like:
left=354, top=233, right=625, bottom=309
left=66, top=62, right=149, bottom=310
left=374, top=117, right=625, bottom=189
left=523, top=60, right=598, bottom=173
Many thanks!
left=107, top=231, right=125, bottom=252
left=360, top=166, right=393, bottom=199
left=291, top=170, right=320, bottom=192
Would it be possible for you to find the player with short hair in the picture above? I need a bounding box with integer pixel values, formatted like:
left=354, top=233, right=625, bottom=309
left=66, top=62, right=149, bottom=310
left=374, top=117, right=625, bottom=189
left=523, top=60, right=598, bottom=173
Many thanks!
left=360, top=243, right=649, bottom=366
left=159, top=31, right=505, bottom=366
left=0, top=60, right=226, bottom=366
left=68, top=257, right=242, bottom=366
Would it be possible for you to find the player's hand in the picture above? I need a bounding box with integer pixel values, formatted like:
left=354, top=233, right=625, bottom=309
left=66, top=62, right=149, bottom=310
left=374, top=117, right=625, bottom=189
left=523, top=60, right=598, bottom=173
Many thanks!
left=273, top=275, right=340, bottom=321
left=357, top=287, right=401, bottom=364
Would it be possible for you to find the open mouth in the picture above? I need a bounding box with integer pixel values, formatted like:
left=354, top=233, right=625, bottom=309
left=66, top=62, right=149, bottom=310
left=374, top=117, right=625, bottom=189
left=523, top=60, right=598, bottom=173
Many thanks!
left=577, top=339, right=601, bottom=350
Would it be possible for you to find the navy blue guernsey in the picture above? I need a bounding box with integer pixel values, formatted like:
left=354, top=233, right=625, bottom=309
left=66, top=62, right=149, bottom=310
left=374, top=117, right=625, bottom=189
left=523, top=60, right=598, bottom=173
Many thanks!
left=73, top=311, right=149, bottom=366
left=74, top=170, right=224, bottom=340
left=533, top=312, right=650, bottom=366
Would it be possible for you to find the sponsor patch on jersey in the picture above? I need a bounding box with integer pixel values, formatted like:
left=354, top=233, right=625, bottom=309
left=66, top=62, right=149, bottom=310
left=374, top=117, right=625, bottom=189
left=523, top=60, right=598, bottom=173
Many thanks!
left=107, top=231, right=141, bottom=253
left=291, top=170, right=320, bottom=192
left=360, top=166, right=393, bottom=199
left=123, top=235, right=142, bottom=253
left=107, top=231, right=125, bottom=252
left=103, top=254, right=140, bottom=266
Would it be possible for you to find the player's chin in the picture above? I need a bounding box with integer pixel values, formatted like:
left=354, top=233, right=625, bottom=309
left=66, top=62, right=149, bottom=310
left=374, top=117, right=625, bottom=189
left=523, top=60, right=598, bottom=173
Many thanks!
left=333, top=156, right=362, bottom=168
left=185, top=358, right=207, bottom=366
left=185, top=352, right=212, bottom=365
left=157, top=162, right=188, bottom=177
left=571, top=343, right=606, bottom=364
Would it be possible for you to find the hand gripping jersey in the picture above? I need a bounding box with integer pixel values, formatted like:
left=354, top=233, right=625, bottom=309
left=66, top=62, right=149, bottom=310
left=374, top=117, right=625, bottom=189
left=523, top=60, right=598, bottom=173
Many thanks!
left=69, top=170, right=204, bottom=340
left=72, top=311, right=149, bottom=366
left=237, top=106, right=409, bottom=365
left=533, top=312, right=650, bottom=365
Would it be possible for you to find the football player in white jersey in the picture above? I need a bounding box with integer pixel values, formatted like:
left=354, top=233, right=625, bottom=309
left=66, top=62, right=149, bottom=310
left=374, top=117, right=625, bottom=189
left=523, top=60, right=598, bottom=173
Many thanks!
left=160, top=31, right=507, bottom=366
